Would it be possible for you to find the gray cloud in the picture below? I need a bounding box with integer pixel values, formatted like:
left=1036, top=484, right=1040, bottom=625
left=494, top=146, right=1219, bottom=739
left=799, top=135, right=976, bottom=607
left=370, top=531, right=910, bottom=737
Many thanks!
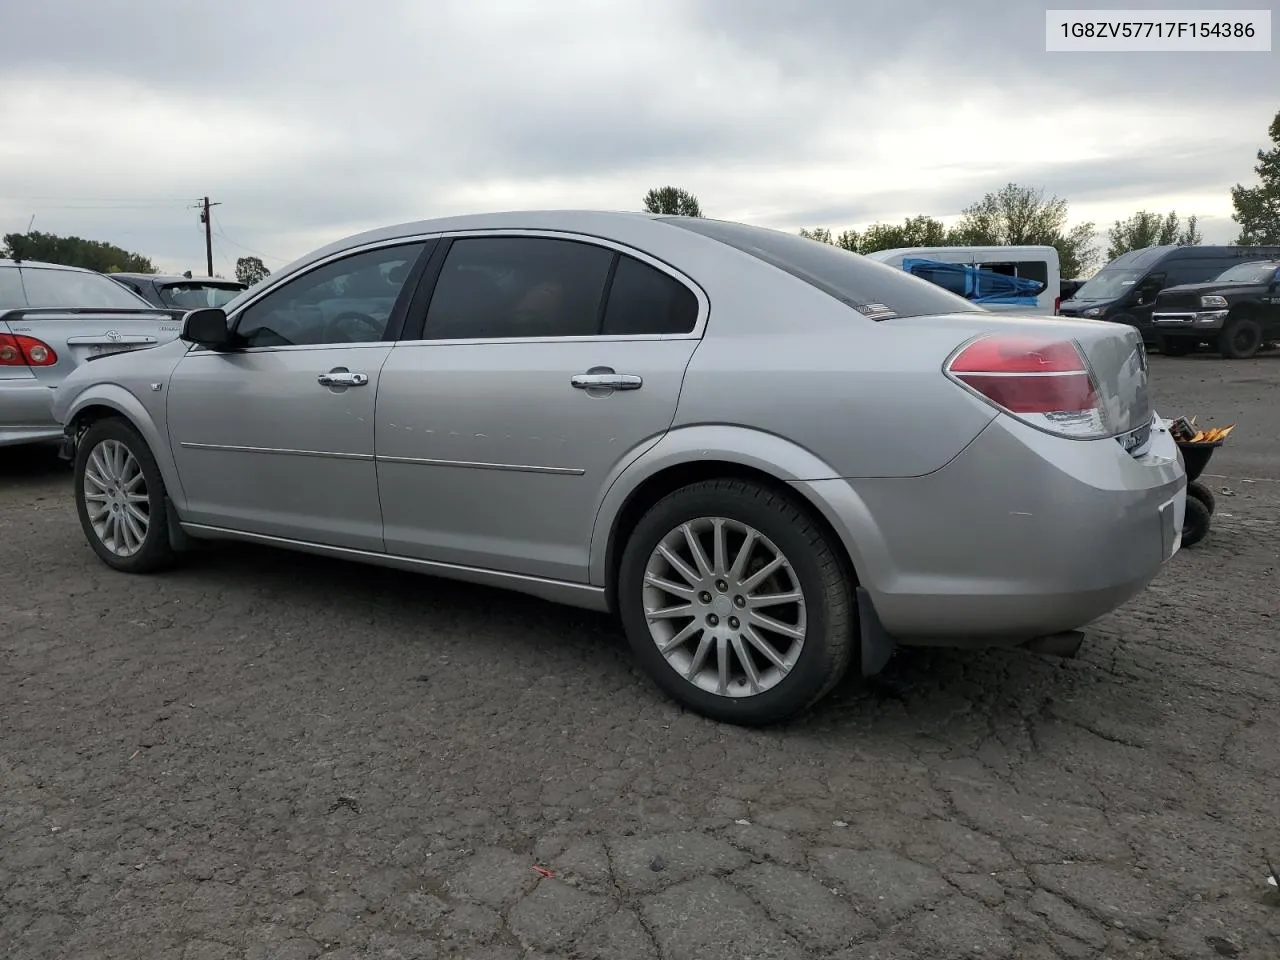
left=1, top=0, right=1274, bottom=272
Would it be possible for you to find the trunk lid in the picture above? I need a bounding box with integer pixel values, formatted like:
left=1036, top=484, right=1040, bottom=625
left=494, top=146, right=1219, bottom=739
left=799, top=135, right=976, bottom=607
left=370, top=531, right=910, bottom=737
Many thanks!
left=0, top=307, right=185, bottom=384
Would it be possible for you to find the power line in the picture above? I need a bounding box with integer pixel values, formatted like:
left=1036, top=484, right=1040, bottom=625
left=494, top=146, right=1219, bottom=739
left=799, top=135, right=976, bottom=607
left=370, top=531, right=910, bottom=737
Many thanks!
left=0, top=195, right=195, bottom=203
left=210, top=211, right=288, bottom=264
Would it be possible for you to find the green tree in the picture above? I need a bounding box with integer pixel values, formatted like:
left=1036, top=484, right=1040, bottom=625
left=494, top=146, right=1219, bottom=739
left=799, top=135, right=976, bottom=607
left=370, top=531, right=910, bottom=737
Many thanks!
left=642, top=186, right=703, bottom=217
left=1230, top=108, right=1280, bottom=244
left=1107, top=210, right=1203, bottom=260
left=1, top=230, right=156, bottom=273
left=798, top=227, right=833, bottom=244
left=235, top=255, right=271, bottom=286
left=949, top=183, right=1097, bottom=277
left=859, top=215, right=949, bottom=254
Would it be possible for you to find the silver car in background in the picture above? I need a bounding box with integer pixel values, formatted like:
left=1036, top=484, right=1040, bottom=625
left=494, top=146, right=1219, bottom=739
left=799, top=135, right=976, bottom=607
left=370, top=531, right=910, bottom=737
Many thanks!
left=52, top=212, right=1186, bottom=725
left=1, top=259, right=184, bottom=446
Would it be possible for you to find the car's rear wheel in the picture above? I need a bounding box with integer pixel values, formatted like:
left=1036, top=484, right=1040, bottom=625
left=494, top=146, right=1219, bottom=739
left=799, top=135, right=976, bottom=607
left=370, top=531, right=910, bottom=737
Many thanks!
left=1218, top=316, right=1263, bottom=359
left=617, top=479, right=855, bottom=725
left=1181, top=495, right=1211, bottom=548
left=73, top=418, right=176, bottom=573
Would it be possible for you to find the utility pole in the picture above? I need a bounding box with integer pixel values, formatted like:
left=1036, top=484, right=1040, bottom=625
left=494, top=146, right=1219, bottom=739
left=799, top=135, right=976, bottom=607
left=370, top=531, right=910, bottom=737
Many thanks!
left=196, top=196, right=221, bottom=277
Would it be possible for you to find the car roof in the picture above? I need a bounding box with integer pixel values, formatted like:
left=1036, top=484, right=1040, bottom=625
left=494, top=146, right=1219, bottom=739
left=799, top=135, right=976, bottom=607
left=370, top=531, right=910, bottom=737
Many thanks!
left=283, top=209, right=666, bottom=274
left=0, top=258, right=102, bottom=275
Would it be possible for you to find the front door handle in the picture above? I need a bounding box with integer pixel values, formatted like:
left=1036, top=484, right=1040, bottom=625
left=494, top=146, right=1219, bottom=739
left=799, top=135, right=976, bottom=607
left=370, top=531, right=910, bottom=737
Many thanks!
left=571, top=372, right=643, bottom=391
left=317, top=370, right=369, bottom=387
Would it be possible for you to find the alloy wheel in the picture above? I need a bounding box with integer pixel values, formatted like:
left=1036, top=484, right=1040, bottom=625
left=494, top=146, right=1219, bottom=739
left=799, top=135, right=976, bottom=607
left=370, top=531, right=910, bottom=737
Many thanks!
left=82, top=438, right=150, bottom=557
left=642, top=517, right=807, bottom=698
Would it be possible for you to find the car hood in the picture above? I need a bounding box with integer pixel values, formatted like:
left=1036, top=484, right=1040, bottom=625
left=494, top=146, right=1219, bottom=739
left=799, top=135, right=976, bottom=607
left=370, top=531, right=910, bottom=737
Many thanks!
left=1156, top=282, right=1230, bottom=297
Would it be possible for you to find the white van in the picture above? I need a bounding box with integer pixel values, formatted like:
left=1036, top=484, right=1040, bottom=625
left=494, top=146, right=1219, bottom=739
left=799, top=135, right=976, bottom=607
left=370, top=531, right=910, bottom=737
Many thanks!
left=864, top=245, right=1062, bottom=315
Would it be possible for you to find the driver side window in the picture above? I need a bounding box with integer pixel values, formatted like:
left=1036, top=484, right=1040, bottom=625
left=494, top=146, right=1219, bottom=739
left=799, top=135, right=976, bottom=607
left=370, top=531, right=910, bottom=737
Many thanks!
left=234, top=242, right=426, bottom=348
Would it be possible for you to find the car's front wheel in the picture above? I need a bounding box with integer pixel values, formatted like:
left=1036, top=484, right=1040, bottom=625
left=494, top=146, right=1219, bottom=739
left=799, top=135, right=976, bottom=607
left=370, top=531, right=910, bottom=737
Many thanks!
left=1218, top=316, right=1263, bottom=359
left=1158, top=336, right=1195, bottom=357
left=73, top=418, right=176, bottom=573
left=617, top=479, right=855, bottom=725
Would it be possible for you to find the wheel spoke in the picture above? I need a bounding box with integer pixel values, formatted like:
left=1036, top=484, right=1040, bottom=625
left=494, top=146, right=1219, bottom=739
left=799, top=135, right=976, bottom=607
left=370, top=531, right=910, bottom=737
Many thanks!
left=647, top=602, right=696, bottom=621
left=747, top=589, right=804, bottom=608
left=716, top=635, right=729, bottom=695
left=644, top=573, right=696, bottom=600
left=726, top=529, right=757, bottom=582
left=123, top=511, right=145, bottom=552
left=743, top=624, right=790, bottom=674
left=124, top=471, right=146, bottom=493
left=749, top=610, right=805, bottom=640
left=740, top=555, right=785, bottom=593
left=686, top=633, right=713, bottom=679
left=681, top=522, right=714, bottom=579
left=730, top=635, right=762, bottom=693
left=659, top=620, right=701, bottom=654
left=711, top=518, right=728, bottom=576
left=655, top=544, right=702, bottom=589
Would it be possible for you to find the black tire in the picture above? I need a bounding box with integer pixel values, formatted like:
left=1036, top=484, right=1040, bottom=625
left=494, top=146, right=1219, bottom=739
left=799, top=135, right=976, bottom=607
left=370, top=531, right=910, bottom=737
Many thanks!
left=1158, top=336, right=1195, bottom=357
left=1188, top=480, right=1216, bottom=516
left=617, top=478, right=855, bottom=726
left=1218, top=316, right=1263, bottom=359
left=73, top=417, right=176, bottom=574
left=1181, top=495, right=1211, bottom=549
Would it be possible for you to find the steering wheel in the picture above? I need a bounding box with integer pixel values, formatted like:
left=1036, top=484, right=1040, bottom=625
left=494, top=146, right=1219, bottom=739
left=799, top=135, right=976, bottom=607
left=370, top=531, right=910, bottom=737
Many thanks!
left=322, top=310, right=385, bottom=343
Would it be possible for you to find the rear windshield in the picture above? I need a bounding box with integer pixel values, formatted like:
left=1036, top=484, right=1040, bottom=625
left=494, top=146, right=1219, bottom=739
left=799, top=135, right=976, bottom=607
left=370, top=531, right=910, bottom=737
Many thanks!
left=160, top=282, right=244, bottom=309
left=661, top=217, right=981, bottom=319
left=0, top=265, right=152, bottom=310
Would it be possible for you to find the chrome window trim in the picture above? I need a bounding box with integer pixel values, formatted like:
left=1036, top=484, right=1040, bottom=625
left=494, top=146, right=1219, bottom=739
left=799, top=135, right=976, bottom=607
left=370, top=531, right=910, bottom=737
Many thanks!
left=213, top=227, right=709, bottom=354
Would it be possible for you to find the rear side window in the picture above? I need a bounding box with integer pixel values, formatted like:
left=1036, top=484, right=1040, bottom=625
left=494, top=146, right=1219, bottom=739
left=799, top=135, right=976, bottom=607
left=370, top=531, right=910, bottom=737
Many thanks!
left=602, top=255, right=698, bottom=335
left=662, top=217, right=980, bottom=319
left=978, top=260, right=1049, bottom=293
left=424, top=237, right=614, bottom=339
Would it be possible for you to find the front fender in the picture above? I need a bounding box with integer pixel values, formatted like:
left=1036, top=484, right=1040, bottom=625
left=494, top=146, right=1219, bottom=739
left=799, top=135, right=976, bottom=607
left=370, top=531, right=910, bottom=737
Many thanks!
left=59, top=383, right=186, bottom=510
left=586, top=424, right=872, bottom=587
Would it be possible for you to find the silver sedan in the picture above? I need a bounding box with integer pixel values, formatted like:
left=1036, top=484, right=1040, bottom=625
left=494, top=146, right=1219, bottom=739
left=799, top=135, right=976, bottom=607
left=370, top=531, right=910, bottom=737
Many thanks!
left=52, top=211, right=1187, bottom=725
left=1, top=259, right=183, bottom=446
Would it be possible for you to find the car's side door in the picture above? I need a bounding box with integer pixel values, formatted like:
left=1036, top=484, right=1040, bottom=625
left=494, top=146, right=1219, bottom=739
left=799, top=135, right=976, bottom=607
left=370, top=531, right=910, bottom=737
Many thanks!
left=1265, top=265, right=1280, bottom=334
left=165, top=239, right=433, bottom=551
left=376, top=233, right=706, bottom=583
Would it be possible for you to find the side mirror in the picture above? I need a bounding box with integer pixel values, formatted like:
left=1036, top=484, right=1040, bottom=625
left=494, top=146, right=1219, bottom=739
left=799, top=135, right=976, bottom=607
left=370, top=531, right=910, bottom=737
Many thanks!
left=180, top=308, right=233, bottom=350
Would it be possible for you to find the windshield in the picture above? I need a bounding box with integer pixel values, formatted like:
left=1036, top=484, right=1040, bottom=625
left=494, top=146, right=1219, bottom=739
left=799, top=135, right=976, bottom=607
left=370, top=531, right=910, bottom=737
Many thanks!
left=661, top=217, right=981, bottom=318
left=1071, top=268, right=1143, bottom=301
left=160, top=282, right=244, bottom=309
left=0, top=265, right=153, bottom=310
left=1213, top=262, right=1278, bottom=284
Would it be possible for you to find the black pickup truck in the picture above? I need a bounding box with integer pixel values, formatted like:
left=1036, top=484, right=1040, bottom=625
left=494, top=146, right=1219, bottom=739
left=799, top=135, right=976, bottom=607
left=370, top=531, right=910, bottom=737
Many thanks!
left=1150, top=259, right=1280, bottom=359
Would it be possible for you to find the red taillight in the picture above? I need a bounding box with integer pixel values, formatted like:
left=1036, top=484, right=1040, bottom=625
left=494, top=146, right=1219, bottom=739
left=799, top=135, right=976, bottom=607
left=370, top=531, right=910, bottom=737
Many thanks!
left=0, top=334, right=58, bottom=367
left=945, top=334, right=1106, bottom=438
left=1054, top=296, right=1061, bottom=315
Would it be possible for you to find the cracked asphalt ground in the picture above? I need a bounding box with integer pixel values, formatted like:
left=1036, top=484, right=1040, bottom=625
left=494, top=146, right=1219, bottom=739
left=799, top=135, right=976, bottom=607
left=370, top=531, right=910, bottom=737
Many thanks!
left=2, top=353, right=1279, bottom=960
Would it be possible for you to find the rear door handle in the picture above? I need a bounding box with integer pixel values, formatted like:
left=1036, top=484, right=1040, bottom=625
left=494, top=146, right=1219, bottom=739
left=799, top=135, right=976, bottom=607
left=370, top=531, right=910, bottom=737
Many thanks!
left=571, top=372, right=643, bottom=390
left=317, top=370, right=369, bottom=387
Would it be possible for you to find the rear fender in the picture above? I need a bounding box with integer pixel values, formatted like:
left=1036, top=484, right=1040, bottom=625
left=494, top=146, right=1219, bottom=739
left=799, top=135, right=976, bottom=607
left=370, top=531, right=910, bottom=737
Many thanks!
left=60, top=383, right=187, bottom=509
left=587, top=423, right=885, bottom=587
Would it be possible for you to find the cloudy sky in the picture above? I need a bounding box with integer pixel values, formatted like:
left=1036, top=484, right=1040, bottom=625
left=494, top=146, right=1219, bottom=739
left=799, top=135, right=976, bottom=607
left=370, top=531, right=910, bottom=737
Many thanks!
left=1, top=0, right=1276, bottom=276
